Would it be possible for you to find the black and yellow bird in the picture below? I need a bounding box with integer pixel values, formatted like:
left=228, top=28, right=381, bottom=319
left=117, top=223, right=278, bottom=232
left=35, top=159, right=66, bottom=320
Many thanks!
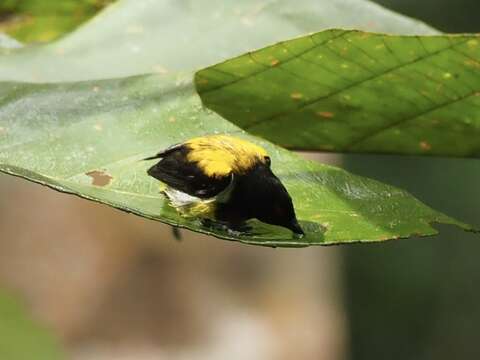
left=144, top=135, right=304, bottom=236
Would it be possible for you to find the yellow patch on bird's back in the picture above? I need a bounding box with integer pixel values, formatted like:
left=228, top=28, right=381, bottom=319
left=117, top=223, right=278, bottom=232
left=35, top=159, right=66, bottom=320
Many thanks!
left=185, top=135, right=268, bottom=177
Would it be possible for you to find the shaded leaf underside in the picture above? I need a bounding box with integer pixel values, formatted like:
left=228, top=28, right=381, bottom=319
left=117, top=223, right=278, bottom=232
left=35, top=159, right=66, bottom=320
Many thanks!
left=0, top=0, right=436, bottom=83
left=196, top=30, right=480, bottom=158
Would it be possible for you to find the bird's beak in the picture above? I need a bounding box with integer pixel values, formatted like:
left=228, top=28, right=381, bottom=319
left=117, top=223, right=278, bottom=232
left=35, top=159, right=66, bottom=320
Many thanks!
left=289, top=220, right=305, bottom=236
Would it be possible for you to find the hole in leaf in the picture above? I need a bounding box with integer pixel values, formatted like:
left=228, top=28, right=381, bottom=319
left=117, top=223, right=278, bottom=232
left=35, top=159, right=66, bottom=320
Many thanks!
left=86, top=170, right=112, bottom=187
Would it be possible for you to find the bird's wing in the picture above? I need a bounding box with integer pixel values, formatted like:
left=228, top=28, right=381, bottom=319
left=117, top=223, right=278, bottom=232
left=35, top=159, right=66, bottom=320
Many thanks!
left=146, top=145, right=232, bottom=199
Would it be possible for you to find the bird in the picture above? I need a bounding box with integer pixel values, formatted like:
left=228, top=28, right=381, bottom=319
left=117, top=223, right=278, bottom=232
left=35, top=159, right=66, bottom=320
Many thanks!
left=144, top=135, right=304, bottom=236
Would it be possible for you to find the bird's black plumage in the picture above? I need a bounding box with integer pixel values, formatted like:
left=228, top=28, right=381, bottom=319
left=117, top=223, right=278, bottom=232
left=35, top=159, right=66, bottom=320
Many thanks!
left=146, top=144, right=231, bottom=199
left=215, top=163, right=303, bottom=235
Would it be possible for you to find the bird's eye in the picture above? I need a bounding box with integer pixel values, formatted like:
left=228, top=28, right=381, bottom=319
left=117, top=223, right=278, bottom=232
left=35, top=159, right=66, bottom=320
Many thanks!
left=264, top=156, right=271, bottom=166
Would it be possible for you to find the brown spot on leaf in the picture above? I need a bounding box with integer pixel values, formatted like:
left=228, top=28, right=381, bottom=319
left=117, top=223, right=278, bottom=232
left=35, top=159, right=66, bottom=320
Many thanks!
left=465, top=59, right=480, bottom=68
left=420, top=141, right=432, bottom=151
left=86, top=170, right=113, bottom=187
left=317, top=111, right=335, bottom=119
left=270, top=59, right=280, bottom=66
left=290, top=92, right=303, bottom=100
left=168, top=116, right=176, bottom=123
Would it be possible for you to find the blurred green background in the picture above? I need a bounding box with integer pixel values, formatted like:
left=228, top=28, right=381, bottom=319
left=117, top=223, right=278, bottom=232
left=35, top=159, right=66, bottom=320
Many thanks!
left=0, top=1, right=479, bottom=360
left=0, top=0, right=113, bottom=43
left=344, top=1, right=480, bottom=360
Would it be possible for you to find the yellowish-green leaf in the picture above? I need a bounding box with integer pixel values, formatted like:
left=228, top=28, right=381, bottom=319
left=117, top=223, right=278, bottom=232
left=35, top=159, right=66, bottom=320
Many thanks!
left=196, top=30, right=480, bottom=158
left=0, top=0, right=113, bottom=43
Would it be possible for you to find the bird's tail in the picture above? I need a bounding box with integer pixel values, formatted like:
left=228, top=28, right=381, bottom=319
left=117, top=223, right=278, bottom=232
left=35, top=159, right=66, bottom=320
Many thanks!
left=143, top=154, right=162, bottom=161
left=142, top=143, right=181, bottom=161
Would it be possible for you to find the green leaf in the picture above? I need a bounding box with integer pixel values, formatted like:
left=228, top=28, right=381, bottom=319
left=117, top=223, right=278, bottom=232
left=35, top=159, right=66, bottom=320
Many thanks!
left=0, top=0, right=113, bottom=43
left=0, top=0, right=476, bottom=246
left=0, top=0, right=436, bottom=82
left=0, top=75, right=474, bottom=247
left=196, top=30, right=480, bottom=158
left=0, top=289, right=64, bottom=360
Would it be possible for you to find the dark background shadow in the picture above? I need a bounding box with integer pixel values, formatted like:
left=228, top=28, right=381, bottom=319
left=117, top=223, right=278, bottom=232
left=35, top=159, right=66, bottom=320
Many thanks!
left=343, top=2, right=480, bottom=358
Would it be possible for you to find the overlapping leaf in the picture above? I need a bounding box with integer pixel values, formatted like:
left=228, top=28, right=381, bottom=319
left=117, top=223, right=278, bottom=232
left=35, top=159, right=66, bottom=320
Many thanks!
left=196, top=30, right=480, bottom=157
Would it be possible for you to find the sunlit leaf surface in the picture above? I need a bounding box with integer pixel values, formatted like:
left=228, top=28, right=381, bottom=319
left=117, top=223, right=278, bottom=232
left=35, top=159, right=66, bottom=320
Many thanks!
left=196, top=30, right=480, bottom=158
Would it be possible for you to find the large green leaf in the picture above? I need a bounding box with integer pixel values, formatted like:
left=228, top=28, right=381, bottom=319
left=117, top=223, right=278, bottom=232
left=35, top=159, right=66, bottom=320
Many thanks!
left=0, top=0, right=436, bottom=82
left=0, top=75, right=474, bottom=246
left=0, top=289, right=64, bottom=360
left=196, top=30, right=480, bottom=158
left=0, top=0, right=475, bottom=246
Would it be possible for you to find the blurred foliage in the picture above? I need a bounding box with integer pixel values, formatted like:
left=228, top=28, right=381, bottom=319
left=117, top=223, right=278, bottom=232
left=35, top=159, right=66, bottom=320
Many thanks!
left=0, top=289, right=64, bottom=359
left=344, top=156, right=480, bottom=360
left=345, top=2, right=480, bottom=360
left=0, top=0, right=114, bottom=43
left=375, top=0, right=479, bottom=33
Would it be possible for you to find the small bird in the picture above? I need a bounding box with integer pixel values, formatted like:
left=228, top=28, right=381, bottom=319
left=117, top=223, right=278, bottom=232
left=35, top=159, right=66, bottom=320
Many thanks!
left=144, top=135, right=304, bottom=236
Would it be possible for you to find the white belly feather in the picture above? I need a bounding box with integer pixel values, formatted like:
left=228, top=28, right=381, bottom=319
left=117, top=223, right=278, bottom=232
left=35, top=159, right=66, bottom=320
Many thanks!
left=164, top=174, right=235, bottom=215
